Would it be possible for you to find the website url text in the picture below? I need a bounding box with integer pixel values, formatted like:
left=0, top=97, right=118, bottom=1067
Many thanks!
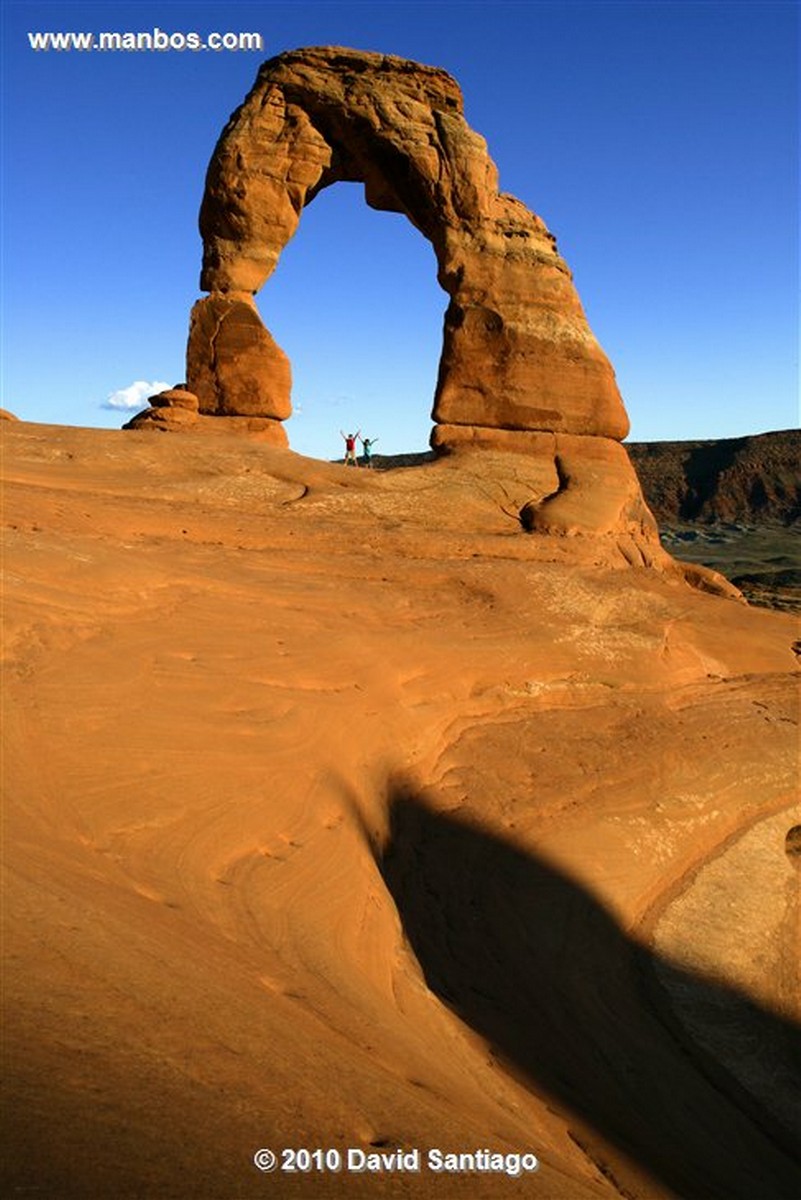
left=28, top=28, right=264, bottom=53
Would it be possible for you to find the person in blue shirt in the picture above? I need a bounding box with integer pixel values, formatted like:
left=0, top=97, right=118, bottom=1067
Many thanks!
left=359, top=434, right=379, bottom=468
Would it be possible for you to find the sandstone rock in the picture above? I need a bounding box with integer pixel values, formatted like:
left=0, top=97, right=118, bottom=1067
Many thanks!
left=5, top=417, right=796, bottom=1198
left=192, top=415, right=289, bottom=445
left=192, top=46, right=628, bottom=444
left=186, top=295, right=291, bottom=419
left=518, top=435, right=660, bottom=542
left=673, top=561, right=745, bottom=602
left=122, top=406, right=288, bottom=445
left=123, top=406, right=198, bottom=432
left=123, top=385, right=199, bottom=431
left=0, top=409, right=20, bottom=421
left=435, top=424, right=667, bottom=563
left=148, top=388, right=200, bottom=411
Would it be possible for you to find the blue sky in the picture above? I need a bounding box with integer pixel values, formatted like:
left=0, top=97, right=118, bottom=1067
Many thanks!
left=2, top=1, right=798, bottom=459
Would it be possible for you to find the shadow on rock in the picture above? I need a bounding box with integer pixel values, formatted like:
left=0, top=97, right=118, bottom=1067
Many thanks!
left=375, top=782, right=801, bottom=1200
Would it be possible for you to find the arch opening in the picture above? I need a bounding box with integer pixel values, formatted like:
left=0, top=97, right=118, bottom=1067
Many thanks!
left=264, top=181, right=445, bottom=462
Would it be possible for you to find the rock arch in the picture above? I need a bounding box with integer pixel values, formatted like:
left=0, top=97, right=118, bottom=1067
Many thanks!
left=185, top=46, right=629, bottom=451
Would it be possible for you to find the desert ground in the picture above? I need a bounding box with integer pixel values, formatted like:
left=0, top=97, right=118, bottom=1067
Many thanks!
left=2, top=420, right=799, bottom=1199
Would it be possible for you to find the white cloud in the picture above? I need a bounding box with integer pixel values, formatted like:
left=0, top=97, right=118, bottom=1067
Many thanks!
left=103, top=379, right=170, bottom=411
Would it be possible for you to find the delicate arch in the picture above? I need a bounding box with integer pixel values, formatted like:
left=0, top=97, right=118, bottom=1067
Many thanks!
left=186, top=46, right=629, bottom=450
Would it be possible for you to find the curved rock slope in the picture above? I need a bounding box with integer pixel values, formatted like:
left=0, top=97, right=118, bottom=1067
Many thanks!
left=3, top=421, right=799, bottom=1199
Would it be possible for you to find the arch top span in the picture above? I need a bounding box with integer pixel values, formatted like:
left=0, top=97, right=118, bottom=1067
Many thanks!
left=187, top=45, right=630, bottom=446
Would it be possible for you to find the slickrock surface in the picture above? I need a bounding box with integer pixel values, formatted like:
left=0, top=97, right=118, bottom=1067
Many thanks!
left=190, top=47, right=627, bottom=445
left=3, top=420, right=799, bottom=1199
left=377, top=432, right=801, bottom=611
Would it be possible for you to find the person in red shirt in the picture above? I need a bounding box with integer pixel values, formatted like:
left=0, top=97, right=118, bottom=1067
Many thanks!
left=341, top=429, right=361, bottom=466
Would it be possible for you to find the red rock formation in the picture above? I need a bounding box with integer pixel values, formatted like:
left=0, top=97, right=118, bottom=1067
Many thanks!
left=123, top=383, right=287, bottom=442
left=148, top=387, right=199, bottom=411
left=190, top=46, right=628, bottom=445
left=172, top=46, right=708, bottom=566
left=186, top=295, right=291, bottom=421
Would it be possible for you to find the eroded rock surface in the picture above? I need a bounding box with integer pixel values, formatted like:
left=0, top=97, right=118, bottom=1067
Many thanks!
left=3, top=419, right=798, bottom=1199
left=148, top=388, right=200, bottom=412
left=123, top=381, right=288, bottom=444
left=187, top=295, right=291, bottom=421
left=190, top=46, right=628, bottom=444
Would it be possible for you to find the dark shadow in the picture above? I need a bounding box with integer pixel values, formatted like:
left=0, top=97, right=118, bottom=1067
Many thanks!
left=375, top=782, right=801, bottom=1199
left=679, top=438, right=744, bottom=520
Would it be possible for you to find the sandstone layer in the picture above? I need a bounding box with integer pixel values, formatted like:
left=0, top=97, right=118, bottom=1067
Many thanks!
left=186, top=295, right=292, bottom=421
left=123, top=383, right=288, bottom=443
left=189, top=46, right=628, bottom=446
left=3, top=421, right=799, bottom=1199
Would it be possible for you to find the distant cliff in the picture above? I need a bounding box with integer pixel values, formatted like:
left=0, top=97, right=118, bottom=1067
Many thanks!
left=627, top=430, right=800, bottom=526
